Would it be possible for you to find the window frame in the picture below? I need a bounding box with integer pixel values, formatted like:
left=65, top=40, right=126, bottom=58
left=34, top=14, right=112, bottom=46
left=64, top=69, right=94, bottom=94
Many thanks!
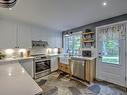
left=63, top=31, right=82, bottom=56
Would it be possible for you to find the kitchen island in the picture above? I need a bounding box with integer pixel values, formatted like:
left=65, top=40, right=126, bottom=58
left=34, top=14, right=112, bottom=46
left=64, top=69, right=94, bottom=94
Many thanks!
left=0, top=59, right=42, bottom=95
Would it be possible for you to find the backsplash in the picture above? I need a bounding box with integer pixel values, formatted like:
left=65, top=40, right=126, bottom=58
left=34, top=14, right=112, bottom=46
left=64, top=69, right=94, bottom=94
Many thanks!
left=0, top=47, right=61, bottom=59
left=0, top=49, right=28, bottom=58
left=30, top=47, right=59, bottom=55
left=30, top=47, right=47, bottom=55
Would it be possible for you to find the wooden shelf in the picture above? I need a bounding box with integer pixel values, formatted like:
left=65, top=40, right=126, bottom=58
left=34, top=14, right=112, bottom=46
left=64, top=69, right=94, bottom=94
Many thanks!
left=82, top=48, right=96, bottom=50
left=81, top=39, right=95, bottom=43
left=82, top=32, right=95, bottom=35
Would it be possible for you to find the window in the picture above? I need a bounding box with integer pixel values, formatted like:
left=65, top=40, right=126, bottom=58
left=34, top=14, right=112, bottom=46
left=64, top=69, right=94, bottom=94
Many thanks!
left=64, top=32, right=81, bottom=56
left=101, top=39, right=119, bottom=64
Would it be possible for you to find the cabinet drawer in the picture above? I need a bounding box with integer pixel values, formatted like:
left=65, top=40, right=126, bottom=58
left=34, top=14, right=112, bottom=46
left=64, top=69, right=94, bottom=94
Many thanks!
left=59, top=64, right=65, bottom=71
left=59, top=63, right=70, bottom=74
left=64, top=66, right=70, bottom=73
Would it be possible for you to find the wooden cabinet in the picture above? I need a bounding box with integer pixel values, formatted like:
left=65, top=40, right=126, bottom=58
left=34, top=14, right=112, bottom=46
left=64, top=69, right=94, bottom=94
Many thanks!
left=85, top=60, right=96, bottom=82
left=58, top=63, right=71, bottom=74
left=58, top=57, right=96, bottom=83
left=58, top=58, right=71, bottom=74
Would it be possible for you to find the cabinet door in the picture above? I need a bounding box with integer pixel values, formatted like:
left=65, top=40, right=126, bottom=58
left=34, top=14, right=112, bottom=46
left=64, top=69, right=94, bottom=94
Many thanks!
left=47, top=31, right=54, bottom=48
left=0, top=20, right=17, bottom=49
left=18, top=24, right=32, bottom=48
left=31, top=27, right=42, bottom=41
left=51, top=56, right=58, bottom=72
left=55, top=32, right=62, bottom=48
left=19, top=59, right=34, bottom=78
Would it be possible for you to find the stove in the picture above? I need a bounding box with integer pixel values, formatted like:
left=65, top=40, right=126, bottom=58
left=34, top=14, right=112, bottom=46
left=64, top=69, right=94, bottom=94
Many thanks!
left=31, top=54, right=51, bottom=79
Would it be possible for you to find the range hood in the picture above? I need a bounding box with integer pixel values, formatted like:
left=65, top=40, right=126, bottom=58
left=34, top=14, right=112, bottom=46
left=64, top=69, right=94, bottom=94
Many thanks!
left=0, top=0, right=17, bottom=8
left=32, top=40, right=49, bottom=48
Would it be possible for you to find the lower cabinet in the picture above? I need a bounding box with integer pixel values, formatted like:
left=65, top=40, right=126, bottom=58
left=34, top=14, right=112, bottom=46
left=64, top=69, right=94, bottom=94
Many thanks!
left=19, top=59, right=34, bottom=78
left=58, top=57, right=96, bottom=83
left=85, top=60, right=96, bottom=82
left=50, top=56, right=58, bottom=72
left=58, top=63, right=71, bottom=74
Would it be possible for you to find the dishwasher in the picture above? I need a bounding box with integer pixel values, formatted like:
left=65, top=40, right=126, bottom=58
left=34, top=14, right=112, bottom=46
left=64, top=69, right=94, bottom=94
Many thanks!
left=71, top=58, right=85, bottom=80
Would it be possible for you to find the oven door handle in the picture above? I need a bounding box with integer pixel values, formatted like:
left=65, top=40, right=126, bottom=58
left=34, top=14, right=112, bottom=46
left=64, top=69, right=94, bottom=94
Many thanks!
left=35, top=59, right=50, bottom=63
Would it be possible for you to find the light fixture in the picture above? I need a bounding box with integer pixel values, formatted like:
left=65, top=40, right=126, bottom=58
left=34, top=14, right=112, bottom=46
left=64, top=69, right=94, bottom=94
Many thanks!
left=22, top=69, right=25, bottom=73
left=102, top=1, right=107, bottom=6
left=64, top=32, right=70, bottom=37
left=5, top=49, right=14, bottom=55
left=9, top=8, right=12, bottom=10
left=18, top=49, right=26, bottom=53
left=47, top=48, right=52, bottom=54
left=0, top=0, right=17, bottom=8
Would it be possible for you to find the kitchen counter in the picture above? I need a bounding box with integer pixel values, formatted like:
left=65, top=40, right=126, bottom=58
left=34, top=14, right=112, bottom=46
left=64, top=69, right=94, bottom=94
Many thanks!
left=46, top=54, right=60, bottom=57
left=0, top=57, right=34, bottom=62
left=0, top=60, right=42, bottom=95
left=58, top=56, right=71, bottom=65
left=71, top=56, right=96, bottom=61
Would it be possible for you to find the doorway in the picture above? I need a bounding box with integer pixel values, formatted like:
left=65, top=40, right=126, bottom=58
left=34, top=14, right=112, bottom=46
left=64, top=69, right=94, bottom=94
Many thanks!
left=96, top=22, right=126, bottom=87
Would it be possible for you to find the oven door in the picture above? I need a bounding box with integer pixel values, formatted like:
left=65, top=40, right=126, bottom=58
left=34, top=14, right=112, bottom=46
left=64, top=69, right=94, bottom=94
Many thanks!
left=35, top=60, right=50, bottom=73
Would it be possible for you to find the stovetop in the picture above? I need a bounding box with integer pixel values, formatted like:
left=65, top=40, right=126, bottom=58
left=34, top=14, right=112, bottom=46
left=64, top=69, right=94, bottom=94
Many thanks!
left=31, top=54, right=48, bottom=61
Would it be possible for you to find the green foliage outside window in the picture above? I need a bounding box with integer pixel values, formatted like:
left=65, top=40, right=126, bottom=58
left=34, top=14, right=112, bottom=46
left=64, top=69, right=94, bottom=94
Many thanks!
left=64, top=33, right=81, bottom=56
left=102, top=39, right=119, bottom=64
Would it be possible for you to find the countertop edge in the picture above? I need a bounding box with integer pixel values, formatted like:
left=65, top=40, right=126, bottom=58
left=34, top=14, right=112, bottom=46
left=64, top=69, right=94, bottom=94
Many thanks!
left=0, top=57, right=34, bottom=63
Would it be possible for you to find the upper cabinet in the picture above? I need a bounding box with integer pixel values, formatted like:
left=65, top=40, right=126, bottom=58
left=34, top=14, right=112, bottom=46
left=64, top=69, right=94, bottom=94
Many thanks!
left=18, top=24, right=32, bottom=48
left=0, top=19, right=62, bottom=49
left=47, top=31, right=62, bottom=48
left=31, top=28, right=42, bottom=41
left=55, top=32, right=62, bottom=48
left=0, top=20, right=17, bottom=49
left=31, top=28, right=62, bottom=48
left=0, top=19, right=32, bottom=49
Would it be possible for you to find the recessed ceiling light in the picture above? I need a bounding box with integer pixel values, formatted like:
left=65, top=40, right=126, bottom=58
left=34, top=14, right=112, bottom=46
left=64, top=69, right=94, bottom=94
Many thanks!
left=9, top=8, right=12, bottom=10
left=102, top=1, right=107, bottom=6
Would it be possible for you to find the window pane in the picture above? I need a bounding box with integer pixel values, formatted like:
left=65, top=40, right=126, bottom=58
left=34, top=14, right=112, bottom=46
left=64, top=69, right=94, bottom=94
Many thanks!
left=63, top=32, right=81, bottom=56
left=101, top=39, right=119, bottom=64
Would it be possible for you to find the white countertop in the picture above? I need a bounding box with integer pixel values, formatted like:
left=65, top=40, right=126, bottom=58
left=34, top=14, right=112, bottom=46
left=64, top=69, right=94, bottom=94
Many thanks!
left=0, top=57, right=34, bottom=62
left=0, top=61, right=42, bottom=95
left=59, top=55, right=95, bottom=60
left=46, top=54, right=60, bottom=57
left=71, top=56, right=96, bottom=60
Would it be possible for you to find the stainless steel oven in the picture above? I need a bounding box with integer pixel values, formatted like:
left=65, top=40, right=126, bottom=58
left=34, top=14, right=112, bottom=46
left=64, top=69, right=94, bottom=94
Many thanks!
left=32, top=54, right=51, bottom=79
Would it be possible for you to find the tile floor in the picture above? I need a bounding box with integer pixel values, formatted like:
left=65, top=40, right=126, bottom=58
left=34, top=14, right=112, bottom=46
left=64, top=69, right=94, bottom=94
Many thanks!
left=36, top=72, right=127, bottom=95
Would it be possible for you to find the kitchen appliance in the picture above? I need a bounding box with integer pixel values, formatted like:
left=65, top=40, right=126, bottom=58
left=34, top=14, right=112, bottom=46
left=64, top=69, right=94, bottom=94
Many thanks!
left=32, top=40, right=49, bottom=48
left=0, top=0, right=17, bottom=8
left=71, top=59, right=85, bottom=80
left=82, top=50, right=92, bottom=57
left=31, top=54, right=51, bottom=79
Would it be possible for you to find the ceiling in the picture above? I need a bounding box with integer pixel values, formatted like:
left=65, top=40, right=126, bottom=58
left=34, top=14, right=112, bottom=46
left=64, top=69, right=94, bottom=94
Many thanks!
left=0, top=0, right=127, bottom=32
